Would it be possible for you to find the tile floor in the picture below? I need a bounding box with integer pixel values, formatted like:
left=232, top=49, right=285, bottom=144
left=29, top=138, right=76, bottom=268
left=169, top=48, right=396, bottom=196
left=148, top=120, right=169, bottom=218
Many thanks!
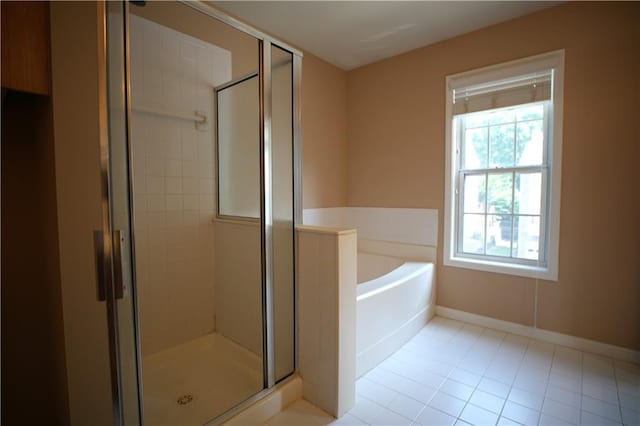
left=265, top=316, right=640, bottom=426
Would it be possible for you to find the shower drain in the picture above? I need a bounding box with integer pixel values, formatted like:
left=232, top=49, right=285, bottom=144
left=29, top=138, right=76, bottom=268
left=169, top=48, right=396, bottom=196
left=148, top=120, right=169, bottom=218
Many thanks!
left=177, top=394, right=194, bottom=405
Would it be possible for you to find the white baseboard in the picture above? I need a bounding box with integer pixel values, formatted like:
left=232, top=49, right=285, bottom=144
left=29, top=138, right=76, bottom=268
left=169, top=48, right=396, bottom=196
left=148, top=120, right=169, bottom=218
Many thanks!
left=435, top=306, right=640, bottom=365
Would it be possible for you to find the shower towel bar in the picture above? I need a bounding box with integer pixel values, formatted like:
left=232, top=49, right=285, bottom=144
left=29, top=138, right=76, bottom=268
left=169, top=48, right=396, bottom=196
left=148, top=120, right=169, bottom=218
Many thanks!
left=132, top=105, right=207, bottom=130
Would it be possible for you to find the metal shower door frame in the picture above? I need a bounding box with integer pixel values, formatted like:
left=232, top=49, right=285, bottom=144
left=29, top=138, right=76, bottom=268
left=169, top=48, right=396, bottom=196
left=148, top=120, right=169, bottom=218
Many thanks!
left=100, top=1, right=304, bottom=424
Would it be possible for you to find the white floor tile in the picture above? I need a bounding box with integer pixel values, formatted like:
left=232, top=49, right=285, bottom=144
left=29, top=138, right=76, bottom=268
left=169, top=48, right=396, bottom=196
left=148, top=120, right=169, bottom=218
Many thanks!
left=497, top=416, right=523, bottom=426
left=582, top=380, right=619, bottom=405
left=480, top=328, right=507, bottom=344
left=550, top=363, right=582, bottom=380
left=365, top=366, right=395, bottom=384
left=459, top=403, right=500, bottom=426
left=423, top=358, right=456, bottom=378
left=618, top=381, right=640, bottom=399
left=459, top=355, right=491, bottom=375
left=621, top=406, right=640, bottom=426
left=619, top=391, right=640, bottom=410
left=580, top=410, right=622, bottom=426
left=380, top=357, right=408, bottom=375
left=553, top=346, right=582, bottom=363
left=377, top=370, right=414, bottom=393
left=548, top=372, right=582, bottom=394
left=428, top=391, right=466, bottom=418
left=541, top=398, right=580, bottom=425
left=396, top=380, right=438, bottom=405
left=416, top=370, right=447, bottom=390
left=581, top=395, right=622, bottom=423
left=349, top=396, right=386, bottom=424
left=414, top=406, right=457, bottom=426
left=512, top=369, right=549, bottom=396
left=507, top=387, right=544, bottom=411
left=469, top=389, right=505, bottom=414
left=386, top=393, right=425, bottom=421
left=356, top=378, right=398, bottom=407
left=439, top=379, right=475, bottom=401
left=485, top=361, right=520, bottom=385
left=330, top=414, right=368, bottom=425
left=545, top=384, right=581, bottom=408
left=538, top=414, right=572, bottom=425
left=501, top=400, right=540, bottom=425
left=449, top=368, right=483, bottom=388
left=266, top=317, right=634, bottom=426
left=477, top=377, right=511, bottom=399
left=583, top=354, right=614, bottom=373
left=521, top=357, right=552, bottom=374
left=494, top=350, right=526, bottom=366
left=369, top=406, right=412, bottom=426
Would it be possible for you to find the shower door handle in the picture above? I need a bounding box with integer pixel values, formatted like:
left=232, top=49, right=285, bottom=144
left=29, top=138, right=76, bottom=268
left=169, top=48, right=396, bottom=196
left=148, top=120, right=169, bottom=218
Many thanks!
left=93, top=230, right=126, bottom=301
left=112, top=230, right=125, bottom=300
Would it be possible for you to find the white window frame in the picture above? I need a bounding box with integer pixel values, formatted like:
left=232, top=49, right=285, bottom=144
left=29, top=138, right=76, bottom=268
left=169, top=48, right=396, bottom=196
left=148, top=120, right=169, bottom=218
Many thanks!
left=444, top=50, right=564, bottom=281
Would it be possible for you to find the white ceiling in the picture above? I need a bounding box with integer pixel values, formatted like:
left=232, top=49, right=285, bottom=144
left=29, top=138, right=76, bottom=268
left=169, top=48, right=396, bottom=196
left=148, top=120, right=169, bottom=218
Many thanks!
left=213, top=1, right=559, bottom=70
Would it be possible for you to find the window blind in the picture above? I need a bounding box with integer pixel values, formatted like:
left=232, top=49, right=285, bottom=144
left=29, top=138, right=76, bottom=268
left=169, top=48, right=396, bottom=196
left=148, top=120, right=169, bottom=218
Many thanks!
left=453, top=70, right=552, bottom=115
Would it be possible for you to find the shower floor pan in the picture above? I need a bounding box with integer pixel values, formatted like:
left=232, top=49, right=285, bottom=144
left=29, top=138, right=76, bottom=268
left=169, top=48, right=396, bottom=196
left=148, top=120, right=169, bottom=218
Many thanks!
left=142, top=332, right=262, bottom=425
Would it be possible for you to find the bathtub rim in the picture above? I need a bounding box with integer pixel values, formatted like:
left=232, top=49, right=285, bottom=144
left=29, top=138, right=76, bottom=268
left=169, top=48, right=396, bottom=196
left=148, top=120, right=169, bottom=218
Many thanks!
left=356, top=261, right=433, bottom=300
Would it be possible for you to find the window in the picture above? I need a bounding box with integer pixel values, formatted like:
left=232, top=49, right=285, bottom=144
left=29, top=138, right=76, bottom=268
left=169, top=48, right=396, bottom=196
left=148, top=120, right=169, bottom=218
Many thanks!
left=444, top=51, right=564, bottom=280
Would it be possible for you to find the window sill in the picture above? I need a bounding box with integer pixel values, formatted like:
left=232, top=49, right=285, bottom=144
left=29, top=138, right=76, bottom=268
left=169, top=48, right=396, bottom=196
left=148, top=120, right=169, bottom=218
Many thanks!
left=443, top=254, right=557, bottom=281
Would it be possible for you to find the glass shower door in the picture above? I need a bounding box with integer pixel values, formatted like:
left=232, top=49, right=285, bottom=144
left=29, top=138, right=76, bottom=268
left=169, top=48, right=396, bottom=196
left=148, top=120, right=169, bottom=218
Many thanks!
left=104, top=1, right=301, bottom=423
left=127, top=2, right=265, bottom=424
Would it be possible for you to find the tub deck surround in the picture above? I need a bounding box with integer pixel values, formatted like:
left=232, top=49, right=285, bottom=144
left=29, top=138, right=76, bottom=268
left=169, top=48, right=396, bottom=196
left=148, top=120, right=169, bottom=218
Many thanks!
left=297, top=225, right=357, bottom=417
left=303, top=207, right=438, bottom=262
left=303, top=207, right=438, bottom=248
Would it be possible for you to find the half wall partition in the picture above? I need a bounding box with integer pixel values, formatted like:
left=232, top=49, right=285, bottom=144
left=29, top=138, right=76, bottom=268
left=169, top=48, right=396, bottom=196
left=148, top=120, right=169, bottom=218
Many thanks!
left=103, top=1, right=301, bottom=424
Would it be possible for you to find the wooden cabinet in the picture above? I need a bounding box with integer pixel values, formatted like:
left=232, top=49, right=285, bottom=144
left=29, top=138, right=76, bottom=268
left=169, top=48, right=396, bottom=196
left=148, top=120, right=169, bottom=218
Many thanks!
left=1, top=1, right=51, bottom=95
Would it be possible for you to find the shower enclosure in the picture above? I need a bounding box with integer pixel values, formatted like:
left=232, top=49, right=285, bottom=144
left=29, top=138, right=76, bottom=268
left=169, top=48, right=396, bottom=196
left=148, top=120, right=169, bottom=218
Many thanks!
left=100, top=1, right=301, bottom=424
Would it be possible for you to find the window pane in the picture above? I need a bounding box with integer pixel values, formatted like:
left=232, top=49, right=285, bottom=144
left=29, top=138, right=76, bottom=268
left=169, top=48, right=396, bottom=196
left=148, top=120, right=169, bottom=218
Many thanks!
left=464, top=127, right=488, bottom=169
left=516, top=120, right=543, bottom=166
left=515, top=172, right=542, bottom=215
left=512, top=216, right=540, bottom=260
left=516, top=104, right=544, bottom=121
left=489, top=124, right=515, bottom=167
left=486, top=214, right=511, bottom=257
left=465, top=111, right=488, bottom=128
left=463, top=174, right=486, bottom=213
left=487, top=173, right=513, bottom=214
left=488, top=109, right=515, bottom=125
left=462, top=214, right=485, bottom=254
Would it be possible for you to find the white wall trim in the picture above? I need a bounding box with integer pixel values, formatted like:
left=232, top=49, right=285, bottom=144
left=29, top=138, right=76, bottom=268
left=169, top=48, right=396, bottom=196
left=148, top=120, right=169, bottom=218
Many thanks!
left=435, top=306, right=640, bottom=365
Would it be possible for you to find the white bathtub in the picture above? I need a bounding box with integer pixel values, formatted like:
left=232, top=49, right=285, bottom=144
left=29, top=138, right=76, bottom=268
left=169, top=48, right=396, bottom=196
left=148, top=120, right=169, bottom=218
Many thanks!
left=356, top=252, right=435, bottom=378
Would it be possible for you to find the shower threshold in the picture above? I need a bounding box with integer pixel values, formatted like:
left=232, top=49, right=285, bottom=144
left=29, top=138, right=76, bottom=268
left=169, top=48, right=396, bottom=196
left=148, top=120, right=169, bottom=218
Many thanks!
left=142, top=332, right=263, bottom=425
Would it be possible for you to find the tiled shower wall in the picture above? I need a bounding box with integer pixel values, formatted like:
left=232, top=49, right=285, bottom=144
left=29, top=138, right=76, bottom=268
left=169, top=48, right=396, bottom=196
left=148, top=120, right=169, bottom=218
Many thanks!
left=129, top=15, right=231, bottom=356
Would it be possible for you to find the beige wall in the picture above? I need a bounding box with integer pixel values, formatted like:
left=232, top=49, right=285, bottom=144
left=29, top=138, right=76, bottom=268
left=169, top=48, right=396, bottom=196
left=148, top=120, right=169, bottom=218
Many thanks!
left=302, top=53, right=349, bottom=208
left=346, top=2, right=640, bottom=350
